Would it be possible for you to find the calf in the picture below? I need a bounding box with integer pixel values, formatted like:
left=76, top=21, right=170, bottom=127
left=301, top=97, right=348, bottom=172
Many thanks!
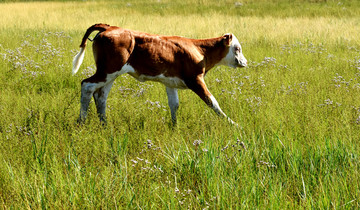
left=72, top=24, right=247, bottom=125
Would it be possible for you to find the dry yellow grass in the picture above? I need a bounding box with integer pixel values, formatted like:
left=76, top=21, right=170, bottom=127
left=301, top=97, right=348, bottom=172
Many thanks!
left=0, top=1, right=359, bottom=45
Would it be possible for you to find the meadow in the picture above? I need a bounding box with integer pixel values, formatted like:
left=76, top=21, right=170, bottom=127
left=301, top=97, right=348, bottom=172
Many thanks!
left=0, top=0, right=360, bottom=208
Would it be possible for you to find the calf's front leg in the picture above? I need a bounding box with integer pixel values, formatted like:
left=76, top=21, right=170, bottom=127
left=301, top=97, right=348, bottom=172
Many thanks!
left=186, top=76, right=237, bottom=125
left=166, top=87, right=179, bottom=125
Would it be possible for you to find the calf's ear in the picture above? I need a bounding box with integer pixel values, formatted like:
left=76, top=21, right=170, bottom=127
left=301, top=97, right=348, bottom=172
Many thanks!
left=222, top=33, right=233, bottom=46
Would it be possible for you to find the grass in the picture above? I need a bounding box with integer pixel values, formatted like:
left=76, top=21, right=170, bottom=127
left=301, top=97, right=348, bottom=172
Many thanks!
left=0, top=0, right=360, bottom=208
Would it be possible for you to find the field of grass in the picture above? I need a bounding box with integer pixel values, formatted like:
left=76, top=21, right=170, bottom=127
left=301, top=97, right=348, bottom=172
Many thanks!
left=1, top=0, right=360, bottom=208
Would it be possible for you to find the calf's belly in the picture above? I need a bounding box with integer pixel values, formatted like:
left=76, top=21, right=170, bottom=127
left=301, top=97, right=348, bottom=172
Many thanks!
left=119, top=63, right=187, bottom=89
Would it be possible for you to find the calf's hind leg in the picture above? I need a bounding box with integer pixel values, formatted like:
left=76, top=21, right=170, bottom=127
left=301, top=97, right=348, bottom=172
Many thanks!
left=77, top=73, right=106, bottom=123
left=93, top=80, right=115, bottom=124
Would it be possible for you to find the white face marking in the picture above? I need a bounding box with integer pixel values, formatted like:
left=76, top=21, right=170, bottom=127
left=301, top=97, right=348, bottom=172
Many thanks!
left=218, top=34, right=247, bottom=68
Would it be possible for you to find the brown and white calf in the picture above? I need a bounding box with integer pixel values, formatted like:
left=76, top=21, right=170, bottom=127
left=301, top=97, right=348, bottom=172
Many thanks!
left=72, top=24, right=247, bottom=125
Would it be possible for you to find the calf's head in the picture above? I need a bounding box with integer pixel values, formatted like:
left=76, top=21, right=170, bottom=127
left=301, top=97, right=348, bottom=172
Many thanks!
left=219, top=33, right=247, bottom=68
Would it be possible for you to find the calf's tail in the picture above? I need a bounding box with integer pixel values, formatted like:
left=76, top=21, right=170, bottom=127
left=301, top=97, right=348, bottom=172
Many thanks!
left=72, top=23, right=110, bottom=75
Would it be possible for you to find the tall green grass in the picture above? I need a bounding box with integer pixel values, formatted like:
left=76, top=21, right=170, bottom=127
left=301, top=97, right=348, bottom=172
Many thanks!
left=1, top=0, right=360, bottom=208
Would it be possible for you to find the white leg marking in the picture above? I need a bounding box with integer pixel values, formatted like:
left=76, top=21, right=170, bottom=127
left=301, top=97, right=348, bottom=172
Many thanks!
left=94, top=80, right=115, bottom=122
left=166, top=87, right=179, bottom=124
left=79, top=82, right=98, bottom=121
left=209, top=95, right=225, bottom=116
left=79, top=73, right=119, bottom=123
left=78, top=64, right=131, bottom=123
left=209, top=95, right=237, bottom=125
